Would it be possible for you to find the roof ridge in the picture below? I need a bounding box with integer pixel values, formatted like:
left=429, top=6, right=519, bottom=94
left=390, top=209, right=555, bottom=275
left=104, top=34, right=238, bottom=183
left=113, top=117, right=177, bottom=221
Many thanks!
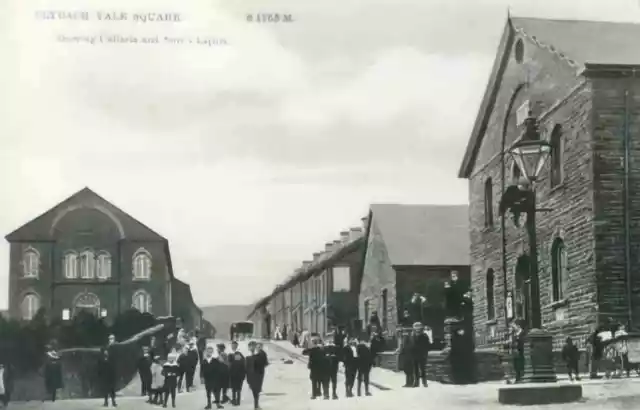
left=511, top=15, right=640, bottom=25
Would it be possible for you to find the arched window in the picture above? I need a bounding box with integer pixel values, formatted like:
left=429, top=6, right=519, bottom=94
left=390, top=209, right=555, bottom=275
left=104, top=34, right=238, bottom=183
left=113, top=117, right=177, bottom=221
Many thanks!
left=79, top=249, right=95, bottom=279
left=486, top=269, right=495, bottom=320
left=73, top=292, right=100, bottom=317
left=484, top=178, right=494, bottom=227
left=133, top=249, right=152, bottom=280
left=551, top=238, right=567, bottom=301
left=22, top=248, right=40, bottom=278
left=549, top=125, right=564, bottom=187
left=63, top=251, right=79, bottom=279
left=132, top=290, right=152, bottom=313
left=96, top=252, right=112, bottom=280
left=21, top=293, right=40, bottom=320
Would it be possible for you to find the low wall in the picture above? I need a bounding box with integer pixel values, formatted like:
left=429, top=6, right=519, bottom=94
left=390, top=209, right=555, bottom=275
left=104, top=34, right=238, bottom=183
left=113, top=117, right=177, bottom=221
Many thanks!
left=378, top=347, right=592, bottom=383
left=9, top=321, right=173, bottom=402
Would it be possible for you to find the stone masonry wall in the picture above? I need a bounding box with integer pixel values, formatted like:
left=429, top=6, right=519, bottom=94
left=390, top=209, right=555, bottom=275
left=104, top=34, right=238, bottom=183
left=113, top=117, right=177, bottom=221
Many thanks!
left=359, top=217, right=398, bottom=336
left=592, top=76, right=640, bottom=330
left=467, top=30, right=597, bottom=347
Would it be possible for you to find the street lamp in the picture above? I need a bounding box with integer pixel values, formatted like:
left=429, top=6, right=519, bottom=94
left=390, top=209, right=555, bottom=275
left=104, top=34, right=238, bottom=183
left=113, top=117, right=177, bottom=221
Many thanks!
left=500, top=113, right=557, bottom=383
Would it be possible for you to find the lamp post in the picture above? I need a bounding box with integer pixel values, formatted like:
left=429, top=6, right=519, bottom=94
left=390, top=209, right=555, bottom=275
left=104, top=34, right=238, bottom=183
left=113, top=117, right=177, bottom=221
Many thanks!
left=499, top=113, right=556, bottom=383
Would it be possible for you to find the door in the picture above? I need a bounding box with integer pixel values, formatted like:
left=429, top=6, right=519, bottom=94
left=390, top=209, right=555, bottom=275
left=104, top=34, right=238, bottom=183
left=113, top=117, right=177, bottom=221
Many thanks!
left=515, top=254, right=532, bottom=328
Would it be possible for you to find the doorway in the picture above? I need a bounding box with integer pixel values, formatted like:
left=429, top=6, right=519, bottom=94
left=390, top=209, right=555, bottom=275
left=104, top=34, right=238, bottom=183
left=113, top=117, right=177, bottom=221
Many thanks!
left=514, top=254, right=532, bottom=328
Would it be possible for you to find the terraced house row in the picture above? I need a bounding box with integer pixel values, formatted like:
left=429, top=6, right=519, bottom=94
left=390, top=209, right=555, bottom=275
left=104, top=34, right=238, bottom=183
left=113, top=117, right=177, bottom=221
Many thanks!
left=247, top=203, right=470, bottom=345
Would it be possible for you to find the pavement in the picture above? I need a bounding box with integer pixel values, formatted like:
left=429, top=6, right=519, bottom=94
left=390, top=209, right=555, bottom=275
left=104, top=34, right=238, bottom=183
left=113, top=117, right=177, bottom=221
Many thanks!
left=7, top=341, right=640, bottom=409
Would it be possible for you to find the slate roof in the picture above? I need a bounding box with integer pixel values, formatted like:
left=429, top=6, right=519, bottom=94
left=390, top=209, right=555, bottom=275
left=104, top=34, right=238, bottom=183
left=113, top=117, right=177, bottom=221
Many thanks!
left=458, top=16, right=640, bottom=178
left=5, top=187, right=166, bottom=241
left=370, top=204, right=469, bottom=266
left=511, top=17, right=640, bottom=68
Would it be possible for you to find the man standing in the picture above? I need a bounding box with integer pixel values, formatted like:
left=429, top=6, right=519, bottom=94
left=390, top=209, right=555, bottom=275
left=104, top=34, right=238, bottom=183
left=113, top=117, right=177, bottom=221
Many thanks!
left=511, top=320, right=526, bottom=383
left=98, top=347, right=117, bottom=407
left=403, top=322, right=431, bottom=387
left=302, top=334, right=329, bottom=400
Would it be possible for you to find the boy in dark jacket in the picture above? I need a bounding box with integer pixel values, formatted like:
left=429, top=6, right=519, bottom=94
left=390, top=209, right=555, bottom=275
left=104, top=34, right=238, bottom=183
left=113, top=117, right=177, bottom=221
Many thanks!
left=562, top=336, right=581, bottom=381
left=246, top=342, right=269, bottom=410
left=323, top=341, right=340, bottom=399
left=138, top=346, right=153, bottom=397
left=162, top=353, right=181, bottom=408
left=356, top=340, right=374, bottom=396
left=97, top=347, right=117, bottom=407
left=302, top=333, right=329, bottom=400
left=343, top=338, right=359, bottom=398
left=184, top=341, right=200, bottom=392
left=201, top=346, right=220, bottom=409
left=216, top=343, right=231, bottom=404
left=229, top=341, right=247, bottom=406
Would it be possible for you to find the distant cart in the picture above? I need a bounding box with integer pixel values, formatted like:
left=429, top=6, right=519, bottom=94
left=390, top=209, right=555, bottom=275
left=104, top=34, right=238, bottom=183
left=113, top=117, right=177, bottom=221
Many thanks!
left=230, top=321, right=255, bottom=341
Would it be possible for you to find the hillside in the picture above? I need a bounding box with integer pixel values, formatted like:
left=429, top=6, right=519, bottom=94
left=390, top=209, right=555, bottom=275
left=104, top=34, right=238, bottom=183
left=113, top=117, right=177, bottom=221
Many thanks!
left=201, top=305, right=252, bottom=339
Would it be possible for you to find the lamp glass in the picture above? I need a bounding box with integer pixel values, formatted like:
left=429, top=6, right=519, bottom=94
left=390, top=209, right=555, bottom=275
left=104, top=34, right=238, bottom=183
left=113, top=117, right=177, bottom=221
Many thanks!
left=62, top=309, right=70, bottom=321
left=509, top=138, right=552, bottom=182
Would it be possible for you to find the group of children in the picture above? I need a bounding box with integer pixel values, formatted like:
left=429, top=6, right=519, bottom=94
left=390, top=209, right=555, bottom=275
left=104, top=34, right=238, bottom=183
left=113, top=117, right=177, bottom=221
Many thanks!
left=138, top=339, right=268, bottom=410
left=302, top=333, right=374, bottom=400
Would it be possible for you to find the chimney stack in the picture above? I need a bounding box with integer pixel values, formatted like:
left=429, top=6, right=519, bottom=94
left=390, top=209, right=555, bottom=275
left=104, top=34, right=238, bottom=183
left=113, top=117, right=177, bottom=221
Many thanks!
left=333, top=239, right=342, bottom=249
left=325, top=242, right=334, bottom=252
left=349, top=227, right=363, bottom=241
left=340, top=231, right=350, bottom=243
left=302, top=260, right=312, bottom=270
left=312, top=252, right=322, bottom=261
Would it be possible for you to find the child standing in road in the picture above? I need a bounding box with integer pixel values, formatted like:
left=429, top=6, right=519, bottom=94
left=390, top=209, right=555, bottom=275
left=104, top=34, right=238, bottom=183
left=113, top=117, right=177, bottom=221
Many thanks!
left=162, top=352, right=181, bottom=408
left=229, top=341, right=247, bottom=406
left=150, top=356, right=165, bottom=404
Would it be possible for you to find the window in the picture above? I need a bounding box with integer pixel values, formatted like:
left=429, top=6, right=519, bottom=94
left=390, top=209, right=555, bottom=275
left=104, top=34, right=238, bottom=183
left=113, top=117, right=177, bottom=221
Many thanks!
left=21, top=293, right=40, bottom=320
left=551, top=238, right=567, bottom=301
left=22, top=248, right=40, bottom=278
left=381, top=289, right=388, bottom=331
left=332, top=266, right=350, bottom=292
left=132, top=290, right=152, bottom=313
left=63, top=251, right=79, bottom=279
left=79, top=249, right=95, bottom=279
left=486, top=269, right=495, bottom=320
left=484, top=178, right=493, bottom=227
left=133, top=249, right=152, bottom=280
left=96, top=252, right=112, bottom=280
left=549, top=125, right=564, bottom=187
left=74, top=292, right=100, bottom=316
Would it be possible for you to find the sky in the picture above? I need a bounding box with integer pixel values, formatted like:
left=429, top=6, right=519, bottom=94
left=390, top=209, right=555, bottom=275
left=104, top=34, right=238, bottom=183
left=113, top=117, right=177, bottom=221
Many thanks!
left=1, top=0, right=640, bottom=309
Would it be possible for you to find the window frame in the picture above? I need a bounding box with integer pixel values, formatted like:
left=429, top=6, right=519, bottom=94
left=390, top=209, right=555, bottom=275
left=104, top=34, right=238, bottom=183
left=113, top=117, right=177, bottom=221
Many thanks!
left=551, top=238, right=567, bottom=301
left=332, top=266, right=351, bottom=292
left=96, top=251, right=112, bottom=280
left=79, top=249, right=96, bottom=279
left=132, top=290, right=152, bottom=313
left=21, top=292, right=40, bottom=320
left=484, top=178, right=494, bottom=228
left=132, top=248, right=152, bottom=280
left=549, top=125, right=564, bottom=188
left=22, top=248, right=40, bottom=278
left=486, top=268, right=495, bottom=320
left=63, top=251, right=79, bottom=279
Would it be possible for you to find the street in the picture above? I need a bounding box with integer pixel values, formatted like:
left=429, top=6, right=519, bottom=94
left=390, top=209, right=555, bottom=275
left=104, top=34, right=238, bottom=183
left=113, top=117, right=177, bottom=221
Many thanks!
left=8, top=342, right=640, bottom=409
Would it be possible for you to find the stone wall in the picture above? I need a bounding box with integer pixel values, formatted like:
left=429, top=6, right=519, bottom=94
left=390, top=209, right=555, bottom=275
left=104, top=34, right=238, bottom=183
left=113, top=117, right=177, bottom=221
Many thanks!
left=466, top=27, right=597, bottom=348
